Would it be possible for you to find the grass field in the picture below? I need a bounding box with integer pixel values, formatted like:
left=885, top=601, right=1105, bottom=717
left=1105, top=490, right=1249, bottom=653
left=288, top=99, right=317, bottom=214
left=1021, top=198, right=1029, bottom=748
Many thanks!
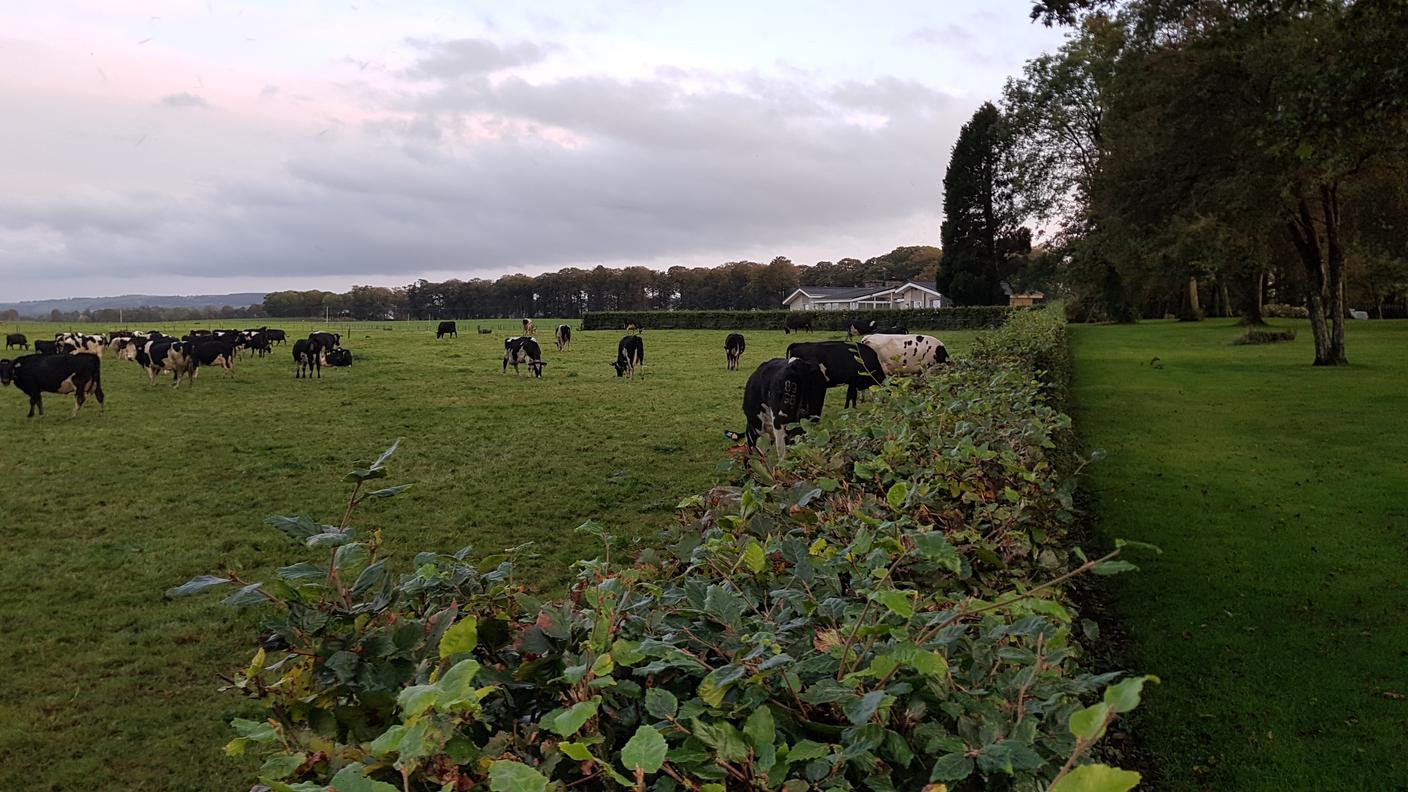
left=0, top=320, right=983, bottom=791
left=1071, top=319, right=1408, bottom=790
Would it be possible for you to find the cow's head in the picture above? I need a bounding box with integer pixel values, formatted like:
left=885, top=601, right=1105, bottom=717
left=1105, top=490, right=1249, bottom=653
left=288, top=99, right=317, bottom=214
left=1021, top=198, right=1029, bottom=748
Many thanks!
left=0, top=359, right=13, bottom=385
left=529, top=360, right=546, bottom=378
left=934, top=342, right=950, bottom=365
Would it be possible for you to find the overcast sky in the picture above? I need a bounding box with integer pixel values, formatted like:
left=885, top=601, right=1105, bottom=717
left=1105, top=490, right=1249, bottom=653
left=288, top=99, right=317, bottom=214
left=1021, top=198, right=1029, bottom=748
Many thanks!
left=0, top=0, right=1065, bottom=301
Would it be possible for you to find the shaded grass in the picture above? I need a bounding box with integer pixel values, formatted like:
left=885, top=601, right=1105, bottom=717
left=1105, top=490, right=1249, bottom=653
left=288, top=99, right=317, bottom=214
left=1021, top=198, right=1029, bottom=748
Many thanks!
left=0, top=319, right=981, bottom=791
left=1071, top=319, right=1408, bottom=790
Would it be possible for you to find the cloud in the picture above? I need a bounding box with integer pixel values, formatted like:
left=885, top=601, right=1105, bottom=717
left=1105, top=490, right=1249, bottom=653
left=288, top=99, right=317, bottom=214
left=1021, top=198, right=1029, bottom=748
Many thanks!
left=401, top=38, right=554, bottom=80
left=159, top=91, right=208, bottom=108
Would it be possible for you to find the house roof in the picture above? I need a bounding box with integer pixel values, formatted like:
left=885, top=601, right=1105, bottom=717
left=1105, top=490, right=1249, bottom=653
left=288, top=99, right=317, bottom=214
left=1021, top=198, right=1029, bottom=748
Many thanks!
left=783, top=280, right=951, bottom=306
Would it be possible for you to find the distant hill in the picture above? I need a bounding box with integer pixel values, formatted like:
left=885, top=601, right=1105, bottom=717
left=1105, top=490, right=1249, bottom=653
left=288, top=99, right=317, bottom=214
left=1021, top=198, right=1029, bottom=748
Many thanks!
left=0, top=293, right=267, bottom=318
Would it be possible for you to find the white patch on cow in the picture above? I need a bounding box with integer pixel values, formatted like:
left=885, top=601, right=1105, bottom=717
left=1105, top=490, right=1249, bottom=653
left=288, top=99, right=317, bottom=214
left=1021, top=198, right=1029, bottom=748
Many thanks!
left=861, top=334, right=946, bottom=376
left=56, top=375, right=77, bottom=394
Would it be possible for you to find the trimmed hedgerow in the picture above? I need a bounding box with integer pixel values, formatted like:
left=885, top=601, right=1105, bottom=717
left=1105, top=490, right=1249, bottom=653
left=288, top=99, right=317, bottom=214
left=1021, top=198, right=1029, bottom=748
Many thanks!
left=580, top=307, right=1015, bottom=332
left=172, top=310, right=1153, bottom=792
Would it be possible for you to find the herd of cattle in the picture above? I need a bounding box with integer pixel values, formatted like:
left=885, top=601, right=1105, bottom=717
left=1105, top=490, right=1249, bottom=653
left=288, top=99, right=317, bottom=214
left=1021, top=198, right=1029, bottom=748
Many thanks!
left=2, top=318, right=950, bottom=456
left=0, top=327, right=354, bottom=417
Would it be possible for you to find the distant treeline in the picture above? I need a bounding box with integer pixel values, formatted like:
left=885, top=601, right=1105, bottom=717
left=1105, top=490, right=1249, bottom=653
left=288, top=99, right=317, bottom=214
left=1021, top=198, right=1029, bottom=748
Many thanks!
left=0, top=304, right=266, bottom=324
left=261, top=246, right=944, bottom=321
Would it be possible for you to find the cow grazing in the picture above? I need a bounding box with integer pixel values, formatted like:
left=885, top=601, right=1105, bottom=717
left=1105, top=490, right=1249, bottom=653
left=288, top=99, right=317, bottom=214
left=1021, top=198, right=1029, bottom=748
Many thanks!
left=33, top=340, right=60, bottom=355
left=477, top=326, right=492, bottom=334
left=243, top=331, right=272, bottom=357
left=724, top=357, right=828, bottom=453
left=860, top=334, right=949, bottom=375
left=612, top=335, right=645, bottom=379
left=308, top=331, right=340, bottom=352
left=5, top=333, right=27, bottom=350
left=266, top=329, right=287, bottom=345
left=0, top=353, right=105, bottom=417
left=521, top=318, right=536, bottom=337
left=785, top=340, right=886, bottom=408
left=624, top=318, right=642, bottom=334
left=191, top=339, right=238, bottom=378
left=503, top=336, right=546, bottom=377
left=127, top=339, right=198, bottom=387
left=325, top=348, right=352, bottom=367
left=849, top=320, right=907, bottom=339
left=725, top=333, right=746, bottom=370
left=555, top=324, right=572, bottom=352
left=437, top=321, right=458, bottom=339
left=57, top=333, right=105, bottom=356
left=293, top=339, right=325, bottom=379
left=783, top=313, right=814, bottom=334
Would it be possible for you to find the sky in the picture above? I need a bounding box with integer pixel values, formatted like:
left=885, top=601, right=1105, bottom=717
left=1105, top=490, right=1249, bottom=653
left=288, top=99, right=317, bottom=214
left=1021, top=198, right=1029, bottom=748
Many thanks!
left=0, top=0, right=1067, bottom=302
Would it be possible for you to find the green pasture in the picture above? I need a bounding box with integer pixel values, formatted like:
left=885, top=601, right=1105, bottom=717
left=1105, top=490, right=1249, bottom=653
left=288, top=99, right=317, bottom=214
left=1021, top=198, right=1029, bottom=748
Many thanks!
left=0, top=319, right=983, bottom=791
left=1072, top=319, right=1408, bottom=790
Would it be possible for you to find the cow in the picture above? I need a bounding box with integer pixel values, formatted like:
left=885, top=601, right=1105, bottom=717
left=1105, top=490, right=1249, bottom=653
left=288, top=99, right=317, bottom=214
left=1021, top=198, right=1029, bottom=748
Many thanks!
left=5, top=333, right=27, bottom=350
left=860, top=334, right=950, bottom=375
left=293, top=339, right=325, bottom=379
left=477, top=326, right=493, bottom=334
left=521, top=318, right=536, bottom=337
left=325, top=348, right=352, bottom=367
left=612, top=335, right=645, bottom=379
left=723, top=357, right=828, bottom=454
left=125, top=339, right=198, bottom=387
left=0, top=353, right=105, bottom=418
left=623, top=318, right=644, bottom=335
left=503, top=336, right=545, bottom=377
left=555, top=324, right=572, bottom=352
left=783, top=313, right=813, bottom=334
left=33, top=340, right=60, bottom=355
left=266, top=329, right=287, bottom=345
left=242, top=331, right=272, bottom=357
left=190, top=339, right=238, bottom=378
left=849, top=320, right=908, bottom=339
left=308, top=332, right=340, bottom=355
left=725, top=333, right=746, bottom=370
left=57, top=333, right=105, bottom=356
left=437, top=321, right=458, bottom=339
left=785, top=340, right=886, bottom=408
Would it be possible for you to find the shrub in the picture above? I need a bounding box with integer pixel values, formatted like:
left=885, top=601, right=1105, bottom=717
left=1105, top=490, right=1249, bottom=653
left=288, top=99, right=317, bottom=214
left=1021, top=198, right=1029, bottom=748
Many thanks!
left=580, top=307, right=1015, bottom=332
left=971, top=307, right=1073, bottom=410
left=172, top=314, right=1152, bottom=791
left=1262, top=304, right=1309, bottom=319
left=1235, top=328, right=1297, bottom=345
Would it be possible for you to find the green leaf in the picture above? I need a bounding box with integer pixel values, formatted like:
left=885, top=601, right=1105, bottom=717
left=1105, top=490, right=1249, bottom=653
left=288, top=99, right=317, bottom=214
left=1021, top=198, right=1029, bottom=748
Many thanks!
left=366, top=483, right=412, bottom=498
left=742, top=539, right=766, bottom=574
left=698, top=665, right=745, bottom=707
left=843, top=690, right=888, bottom=725
left=786, top=740, right=831, bottom=763
left=1091, top=560, right=1139, bottom=576
left=590, top=652, right=614, bottom=677
left=645, top=687, right=678, bottom=719
left=265, top=514, right=321, bottom=541
left=1113, top=538, right=1162, bottom=554
left=1047, top=763, right=1141, bottom=792
left=305, top=530, right=351, bottom=549
left=559, top=742, right=595, bottom=762
left=275, top=562, right=328, bottom=582
left=328, top=764, right=400, bottom=792
left=439, top=616, right=478, bottom=659
left=886, top=481, right=910, bottom=511
left=913, top=532, right=961, bottom=572
left=930, top=752, right=974, bottom=782
left=744, top=705, right=776, bottom=749
left=230, top=718, right=279, bottom=742
left=221, top=583, right=268, bottom=607
left=1068, top=702, right=1111, bottom=741
left=621, top=725, right=669, bottom=775
left=894, top=643, right=948, bottom=677
left=257, top=752, right=305, bottom=781
left=1103, top=675, right=1159, bottom=714
left=166, top=575, right=232, bottom=597
left=488, top=760, right=547, bottom=792
left=873, top=589, right=914, bottom=619
left=369, top=725, right=406, bottom=757
left=370, top=438, right=401, bottom=470
left=548, top=698, right=600, bottom=737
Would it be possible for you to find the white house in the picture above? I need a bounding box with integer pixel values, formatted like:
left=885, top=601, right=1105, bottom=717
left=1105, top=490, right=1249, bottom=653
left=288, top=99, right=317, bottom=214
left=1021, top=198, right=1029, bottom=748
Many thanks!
left=782, top=280, right=954, bottom=311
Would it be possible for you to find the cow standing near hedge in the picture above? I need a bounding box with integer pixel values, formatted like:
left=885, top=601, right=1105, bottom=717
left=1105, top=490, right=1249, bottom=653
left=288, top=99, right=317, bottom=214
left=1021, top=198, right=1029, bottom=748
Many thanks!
left=725, top=357, right=828, bottom=453
left=555, top=324, right=572, bottom=351
left=437, top=321, right=457, bottom=339
left=725, top=333, right=746, bottom=370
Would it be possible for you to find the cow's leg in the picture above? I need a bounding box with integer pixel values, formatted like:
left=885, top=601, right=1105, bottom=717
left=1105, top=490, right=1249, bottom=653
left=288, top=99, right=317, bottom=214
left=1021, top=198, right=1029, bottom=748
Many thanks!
left=845, top=385, right=857, bottom=408
left=72, top=390, right=85, bottom=417
left=28, top=393, right=40, bottom=417
left=93, top=380, right=104, bottom=414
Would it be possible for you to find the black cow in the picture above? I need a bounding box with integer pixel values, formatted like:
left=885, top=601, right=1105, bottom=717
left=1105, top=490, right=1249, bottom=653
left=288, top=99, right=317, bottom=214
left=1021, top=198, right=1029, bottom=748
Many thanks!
left=33, top=340, right=59, bottom=355
left=191, top=339, right=238, bottom=378
left=266, top=329, right=287, bottom=345
left=243, top=331, right=272, bottom=357
left=437, top=321, right=458, bottom=339
left=724, top=357, right=828, bottom=452
left=848, top=320, right=907, bottom=339
left=624, top=318, right=642, bottom=335
left=325, top=348, right=352, bottom=367
left=0, top=353, right=105, bottom=417
left=612, top=335, right=645, bottom=378
left=5, top=333, right=27, bottom=350
left=783, top=313, right=814, bottom=334
left=308, top=332, right=340, bottom=352
left=293, top=339, right=324, bottom=379
left=555, top=324, right=572, bottom=352
left=785, top=341, right=886, bottom=408
left=725, top=333, right=746, bottom=370
left=503, top=336, right=545, bottom=377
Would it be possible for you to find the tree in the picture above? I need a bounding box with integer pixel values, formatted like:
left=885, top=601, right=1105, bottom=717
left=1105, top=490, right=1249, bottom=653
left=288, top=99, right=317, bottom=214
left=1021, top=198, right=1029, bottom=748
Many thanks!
left=939, top=103, right=1031, bottom=305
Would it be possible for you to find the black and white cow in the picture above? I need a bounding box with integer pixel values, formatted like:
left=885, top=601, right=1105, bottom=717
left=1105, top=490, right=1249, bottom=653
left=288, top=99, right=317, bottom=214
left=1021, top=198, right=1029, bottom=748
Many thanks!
left=611, top=335, right=645, bottom=378
left=437, top=321, right=458, bottom=339
left=725, top=333, right=746, bottom=370
left=325, top=348, right=352, bottom=367
left=724, top=357, right=828, bottom=453
left=33, top=340, right=60, bottom=355
left=860, top=334, right=949, bottom=375
left=242, top=331, right=272, bottom=357
left=624, top=318, right=642, bottom=335
left=124, top=339, right=198, bottom=387
left=785, top=340, right=886, bottom=408
left=0, top=353, right=105, bottom=417
left=849, top=320, right=907, bottom=339
left=503, top=336, right=546, bottom=377
left=308, top=332, right=340, bottom=353
left=555, top=324, right=572, bottom=352
left=5, top=333, right=27, bottom=350
left=57, top=333, right=105, bottom=356
left=191, top=339, right=238, bottom=378
left=293, top=339, right=325, bottom=379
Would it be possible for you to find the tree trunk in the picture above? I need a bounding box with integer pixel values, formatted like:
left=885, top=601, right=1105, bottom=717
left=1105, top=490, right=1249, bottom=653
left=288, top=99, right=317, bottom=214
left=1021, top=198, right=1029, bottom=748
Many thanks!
left=1219, top=282, right=1233, bottom=318
left=1179, top=276, right=1203, bottom=321
left=1321, top=184, right=1348, bottom=364
left=1285, top=189, right=1345, bottom=365
left=1240, top=269, right=1266, bottom=326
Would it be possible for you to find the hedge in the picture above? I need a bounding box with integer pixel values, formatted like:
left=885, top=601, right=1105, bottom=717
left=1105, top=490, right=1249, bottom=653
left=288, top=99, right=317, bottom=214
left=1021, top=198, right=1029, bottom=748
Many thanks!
left=580, top=307, right=1015, bottom=332
left=172, top=306, right=1153, bottom=791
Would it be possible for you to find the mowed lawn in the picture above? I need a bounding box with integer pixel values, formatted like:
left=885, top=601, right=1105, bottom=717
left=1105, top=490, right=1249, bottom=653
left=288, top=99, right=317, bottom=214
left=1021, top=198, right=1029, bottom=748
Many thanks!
left=0, top=320, right=982, bottom=791
left=1071, top=319, right=1408, bottom=790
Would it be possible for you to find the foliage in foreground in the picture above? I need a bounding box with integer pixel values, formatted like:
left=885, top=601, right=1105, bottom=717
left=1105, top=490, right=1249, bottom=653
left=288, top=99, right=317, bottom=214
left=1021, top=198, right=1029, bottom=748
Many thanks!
left=173, top=311, right=1152, bottom=791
